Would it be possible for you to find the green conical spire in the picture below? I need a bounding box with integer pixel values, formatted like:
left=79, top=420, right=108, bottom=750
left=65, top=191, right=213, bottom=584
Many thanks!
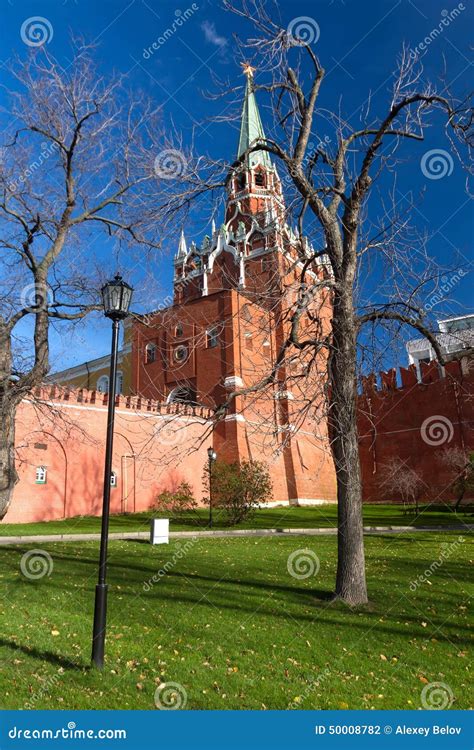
left=237, top=65, right=272, bottom=168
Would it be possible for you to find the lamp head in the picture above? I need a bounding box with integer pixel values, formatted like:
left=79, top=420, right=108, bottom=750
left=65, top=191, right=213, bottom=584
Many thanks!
left=101, top=274, right=133, bottom=321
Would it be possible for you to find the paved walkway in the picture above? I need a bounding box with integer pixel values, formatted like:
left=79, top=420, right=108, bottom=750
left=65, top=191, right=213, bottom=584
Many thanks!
left=0, top=524, right=471, bottom=546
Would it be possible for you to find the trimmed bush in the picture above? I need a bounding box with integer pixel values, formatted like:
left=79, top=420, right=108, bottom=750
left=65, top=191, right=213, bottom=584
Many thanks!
left=153, top=481, right=198, bottom=520
left=209, top=460, right=272, bottom=525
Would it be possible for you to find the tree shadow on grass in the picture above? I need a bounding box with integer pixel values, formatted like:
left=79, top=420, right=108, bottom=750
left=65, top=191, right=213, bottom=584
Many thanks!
left=0, top=637, right=85, bottom=672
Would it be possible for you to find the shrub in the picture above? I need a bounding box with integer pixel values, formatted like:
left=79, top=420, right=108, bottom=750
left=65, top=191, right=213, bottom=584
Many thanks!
left=380, top=458, right=424, bottom=512
left=153, top=481, right=198, bottom=520
left=439, top=447, right=474, bottom=511
left=209, top=460, right=272, bottom=525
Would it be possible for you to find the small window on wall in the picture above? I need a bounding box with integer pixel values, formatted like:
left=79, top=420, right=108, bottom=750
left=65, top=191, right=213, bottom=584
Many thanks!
left=207, top=325, right=220, bottom=348
left=175, top=324, right=183, bottom=337
left=244, top=332, right=253, bottom=351
left=35, top=466, right=47, bottom=484
left=116, top=371, right=123, bottom=394
left=237, top=173, right=246, bottom=190
left=97, top=375, right=109, bottom=393
left=110, top=471, right=117, bottom=488
left=254, top=172, right=265, bottom=187
left=167, top=386, right=197, bottom=405
left=145, top=343, right=157, bottom=364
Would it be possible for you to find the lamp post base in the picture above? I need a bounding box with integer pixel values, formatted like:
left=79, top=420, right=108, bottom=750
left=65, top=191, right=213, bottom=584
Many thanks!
left=91, top=583, right=108, bottom=669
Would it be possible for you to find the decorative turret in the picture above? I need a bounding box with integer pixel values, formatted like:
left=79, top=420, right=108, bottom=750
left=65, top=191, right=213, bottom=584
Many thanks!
left=175, top=229, right=187, bottom=263
left=172, top=64, right=325, bottom=306
left=237, top=63, right=272, bottom=169
left=226, top=63, right=284, bottom=233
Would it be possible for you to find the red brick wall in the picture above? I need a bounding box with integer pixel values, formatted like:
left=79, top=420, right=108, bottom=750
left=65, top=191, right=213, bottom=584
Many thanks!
left=4, top=387, right=212, bottom=524
left=358, top=359, right=474, bottom=503
left=8, top=356, right=470, bottom=524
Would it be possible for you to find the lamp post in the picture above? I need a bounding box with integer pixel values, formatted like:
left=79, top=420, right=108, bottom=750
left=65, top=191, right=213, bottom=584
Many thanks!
left=91, top=274, right=133, bottom=670
left=207, top=446, right=217, bottom=528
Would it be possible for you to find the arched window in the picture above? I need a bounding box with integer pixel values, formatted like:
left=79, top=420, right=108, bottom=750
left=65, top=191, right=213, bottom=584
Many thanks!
left=167, top=385, right=197, bottom=405
left=145, top=343, right=157, bottom=364
left=237, top=172, right=246, bottom=190
left=206, top=325, right=220, bottom=349
left=116, top=371, right=123, bottom=394
left=175, top=324, right=183, bottom=337
left=97, top=375, right=109, bottom=393
left=254, top=171, right=265, bottom=187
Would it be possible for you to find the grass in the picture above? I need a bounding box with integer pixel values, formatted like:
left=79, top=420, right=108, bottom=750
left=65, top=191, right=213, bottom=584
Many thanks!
left=0, top=531, right=471, bottom=710
left=1, top=503, right=472, bottom=538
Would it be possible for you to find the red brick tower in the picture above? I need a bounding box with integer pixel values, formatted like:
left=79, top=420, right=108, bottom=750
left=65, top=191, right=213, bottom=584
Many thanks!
left=131, top=66, right=336, bottom=504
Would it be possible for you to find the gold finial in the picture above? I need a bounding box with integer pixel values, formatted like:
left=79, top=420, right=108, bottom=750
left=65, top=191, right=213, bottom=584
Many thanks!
left=241, top=62, right=256, bottom=78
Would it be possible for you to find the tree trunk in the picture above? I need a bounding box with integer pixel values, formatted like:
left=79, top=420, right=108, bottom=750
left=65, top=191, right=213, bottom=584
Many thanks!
left=0, top=397, right=19, bottom=518
left=329, top=299, right=368, bottom=605
left=454, top=482, right=466, bottom=512
left=0, top=323, right=19, bottom=518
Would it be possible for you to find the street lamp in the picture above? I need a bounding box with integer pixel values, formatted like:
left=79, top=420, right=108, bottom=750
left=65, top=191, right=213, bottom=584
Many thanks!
left=91, top=274, right=133, bottom=670
left=207, top=446, right=217, bottom=528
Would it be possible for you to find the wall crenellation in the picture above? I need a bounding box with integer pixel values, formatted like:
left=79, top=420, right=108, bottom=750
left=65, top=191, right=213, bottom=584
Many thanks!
left=360, top=357, right=471, bottom=397
left=29, top=385, right=214, bottom=420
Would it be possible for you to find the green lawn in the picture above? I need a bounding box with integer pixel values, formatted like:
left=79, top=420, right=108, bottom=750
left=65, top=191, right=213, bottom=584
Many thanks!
left=1, top=503, right=471, bottom=538
left=0, top=531, right=471, bottom=709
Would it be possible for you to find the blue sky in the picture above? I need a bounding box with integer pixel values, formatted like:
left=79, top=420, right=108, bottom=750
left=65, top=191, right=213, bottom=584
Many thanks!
left=0, top=0, right=472, bottom=370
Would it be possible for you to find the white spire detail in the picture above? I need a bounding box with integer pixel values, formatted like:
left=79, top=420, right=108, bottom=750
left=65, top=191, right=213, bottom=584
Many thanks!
left=239, top=254, right=246, bottom=288
left=176, top=229, right=187, bottom=260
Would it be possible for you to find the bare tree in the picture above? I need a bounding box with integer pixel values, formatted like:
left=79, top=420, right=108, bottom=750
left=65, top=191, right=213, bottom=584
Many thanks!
left=380, top=458, right=425, bottom=514
left=440, top=446, right=474, bottom=511
left=0, top=41, right=173, bottom=517
left=150, top=1, right=472, bottom=604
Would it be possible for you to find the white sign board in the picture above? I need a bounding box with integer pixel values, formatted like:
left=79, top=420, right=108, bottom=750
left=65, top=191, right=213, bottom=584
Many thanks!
left=150, top=518, right=169, bottom=545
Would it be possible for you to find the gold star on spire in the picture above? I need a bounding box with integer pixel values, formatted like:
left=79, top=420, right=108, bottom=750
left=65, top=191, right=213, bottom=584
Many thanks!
left=241, top=62, right=256, bottom=78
